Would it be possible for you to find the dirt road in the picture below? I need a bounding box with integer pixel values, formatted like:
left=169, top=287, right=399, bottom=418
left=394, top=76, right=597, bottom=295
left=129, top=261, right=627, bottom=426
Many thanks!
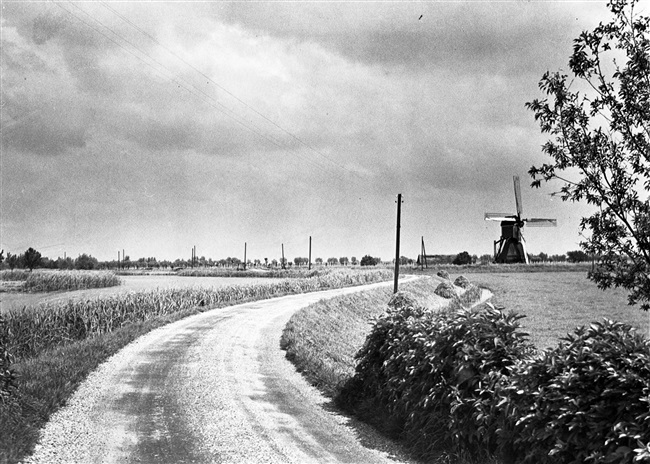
left=24, top=280, right=415, bottom=464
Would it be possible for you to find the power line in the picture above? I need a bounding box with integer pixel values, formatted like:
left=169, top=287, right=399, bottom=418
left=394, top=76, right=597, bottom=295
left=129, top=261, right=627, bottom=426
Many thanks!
left=99, top=1, right=357, bottom=178
left=52, top=0, right=355, bottom=177
left=57, top=1, right=290, bottom=153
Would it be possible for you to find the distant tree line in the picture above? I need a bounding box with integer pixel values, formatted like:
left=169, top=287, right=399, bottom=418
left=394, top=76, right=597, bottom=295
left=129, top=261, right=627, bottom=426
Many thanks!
left=0, top=246, right=599, bottom=273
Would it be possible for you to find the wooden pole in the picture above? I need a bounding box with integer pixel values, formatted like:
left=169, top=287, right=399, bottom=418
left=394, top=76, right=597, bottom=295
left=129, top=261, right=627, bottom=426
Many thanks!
left=244, top=242, right=247, bottom=270
left=308, top=236, right=312, bottom=270
left=282, top=244, right=286, bottom=270
left=394, top=194, right=402, bottom=294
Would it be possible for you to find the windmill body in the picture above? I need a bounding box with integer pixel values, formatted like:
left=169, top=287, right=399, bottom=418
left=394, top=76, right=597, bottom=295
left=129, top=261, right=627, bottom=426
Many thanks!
left=485, top=176, right=557, bottom=264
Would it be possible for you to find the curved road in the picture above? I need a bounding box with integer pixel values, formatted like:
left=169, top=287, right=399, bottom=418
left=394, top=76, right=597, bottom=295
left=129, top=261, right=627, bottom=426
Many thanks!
left=25, top=280, right=415, bottom=464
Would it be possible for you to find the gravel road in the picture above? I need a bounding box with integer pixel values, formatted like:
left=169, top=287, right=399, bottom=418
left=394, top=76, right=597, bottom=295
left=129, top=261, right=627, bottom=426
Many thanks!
left=23, top=280, right=417, bottom=464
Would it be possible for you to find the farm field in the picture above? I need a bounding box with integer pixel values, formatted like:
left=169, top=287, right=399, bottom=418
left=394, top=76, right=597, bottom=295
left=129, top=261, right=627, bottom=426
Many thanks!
left=0, top=275, right=270, bottom=313
left=469, top=271, right=649, bottom=349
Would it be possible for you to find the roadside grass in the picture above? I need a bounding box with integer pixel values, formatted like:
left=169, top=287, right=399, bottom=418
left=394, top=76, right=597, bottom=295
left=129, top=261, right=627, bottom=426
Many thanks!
left=280, top=275, right=469, bottom=398
left=281, top=270, right=649, bottom=463
left=1, top=269, right=392, bottom=464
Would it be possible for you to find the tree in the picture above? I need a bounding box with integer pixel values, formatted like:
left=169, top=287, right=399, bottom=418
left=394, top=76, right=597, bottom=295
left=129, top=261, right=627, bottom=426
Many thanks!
left=6, top=253, right=19, bottom=270
left=23, top=247, right=42, bottom=271
left=351, top=256, right=358, bottom=265
left=452, top=251, right=472, bottom=266
left=360, top=255, right=377, bottom=266
left=327, top=257, right=339, bottom=266
left=75, top=253, right=98, bottom=270
left=339, top=257, right=349, bottom=266
left=527, top=0, right=650, bottom=310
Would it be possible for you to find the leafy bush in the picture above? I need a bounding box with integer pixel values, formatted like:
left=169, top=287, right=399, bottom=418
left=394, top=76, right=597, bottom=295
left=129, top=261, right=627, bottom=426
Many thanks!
left=434, top=281, right=457, bottom=299
left=453, top=251, right=472, bottom=265
left=338, top=304, right=533, bottom=461
left=360, top=255, right=380, bottom=266
left=436, top=270, right=450, bottom=280
left=454, top=275, right=471, bottom=288
left=498, top=320, right=650, bottom=464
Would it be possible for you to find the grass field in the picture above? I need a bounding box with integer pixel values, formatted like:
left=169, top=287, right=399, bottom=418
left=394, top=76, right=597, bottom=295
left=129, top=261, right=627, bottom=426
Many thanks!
left=282, top=269, right=649, bottom=463
left=469, top=271, right=649, bottom=349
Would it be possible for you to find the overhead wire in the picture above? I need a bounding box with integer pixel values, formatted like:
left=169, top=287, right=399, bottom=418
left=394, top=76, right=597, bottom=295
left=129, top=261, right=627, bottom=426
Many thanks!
left=52, top=0, right=355, bottom=177
left=51, top=1, right=335, bottom=175
left=98, top=1, right=359, bottom=179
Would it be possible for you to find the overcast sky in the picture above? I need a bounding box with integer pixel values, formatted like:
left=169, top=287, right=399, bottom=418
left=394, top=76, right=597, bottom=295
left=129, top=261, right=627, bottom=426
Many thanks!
left=2, top=0, right=645, bottom=263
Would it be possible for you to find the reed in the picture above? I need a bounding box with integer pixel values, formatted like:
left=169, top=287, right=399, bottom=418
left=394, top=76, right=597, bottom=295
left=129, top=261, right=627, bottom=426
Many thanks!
left=21, top=271, right=121, bottom=293
left=3, top=269, right=393, bottom=362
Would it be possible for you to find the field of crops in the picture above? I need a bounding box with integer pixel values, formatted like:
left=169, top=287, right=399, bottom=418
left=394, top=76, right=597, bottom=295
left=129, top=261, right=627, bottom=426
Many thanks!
left=0, top=274, right=271, bottom=313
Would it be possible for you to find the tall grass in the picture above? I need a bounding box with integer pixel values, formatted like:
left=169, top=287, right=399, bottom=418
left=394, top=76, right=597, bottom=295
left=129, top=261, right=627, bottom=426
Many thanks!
left=21, top=271, right=121, bottom=293
left=4, top=269, right=393, bottom=362
left=0, top=270, right=30, bottom=281
left=177, top=267, right=332, bottom=278
left=1, top=268, right=393, bottom=464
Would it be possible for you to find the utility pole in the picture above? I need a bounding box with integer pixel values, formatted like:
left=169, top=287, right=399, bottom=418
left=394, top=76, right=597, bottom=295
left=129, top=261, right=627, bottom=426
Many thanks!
left=118, top=251, right=120, bottom=270
left=308, top=236, right=312, bottom=270
left=421, top=236, right=428, bottom=271
left=243, top=242, right=247, bottom=270
left=281, top=244, right=286, bottom=270
left=394, top=193, right=403, bottom=294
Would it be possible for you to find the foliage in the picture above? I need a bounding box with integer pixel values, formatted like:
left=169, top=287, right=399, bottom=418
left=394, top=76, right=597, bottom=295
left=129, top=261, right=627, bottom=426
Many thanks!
left=0, top=314, right=18, bottom=405
left=499, top=320, right=650, bottom=464
left=360, top=255, right=380, bottom=266
left=338, top=304, right=533, bottom=461
left=567, top=250, right=592, bottom=263
left=453, top=251, right=473, bottom=266
left=74, top=254, right=99, bottom=270
left=21, top=271, right=121, bottom=293
left=434, top=281, right=457, bottom=299
left=527, top=0, right=650, bottom=310
left=6, top=253, right=20, bottom=270
left=23, top=248, right=41, bottom=271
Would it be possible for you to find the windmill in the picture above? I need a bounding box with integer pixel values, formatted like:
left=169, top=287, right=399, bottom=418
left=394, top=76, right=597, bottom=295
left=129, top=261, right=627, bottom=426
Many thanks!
left=484, top=175, right=557, bottom=264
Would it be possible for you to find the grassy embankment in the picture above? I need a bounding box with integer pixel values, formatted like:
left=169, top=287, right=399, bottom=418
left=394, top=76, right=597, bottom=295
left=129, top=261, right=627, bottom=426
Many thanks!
left=0, top=268, right=392, bottom=464
left=281, top=274, right=484, bottom=398
left=281, top=269, right=649, bottom=463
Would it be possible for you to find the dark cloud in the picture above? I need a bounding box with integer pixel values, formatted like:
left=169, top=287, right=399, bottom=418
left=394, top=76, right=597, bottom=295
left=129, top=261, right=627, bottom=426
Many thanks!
left=3, top=107, right=88, bottom=156
left=32, top=11, right=66, bottom=45
left=214, top=2, right=581, bottom=77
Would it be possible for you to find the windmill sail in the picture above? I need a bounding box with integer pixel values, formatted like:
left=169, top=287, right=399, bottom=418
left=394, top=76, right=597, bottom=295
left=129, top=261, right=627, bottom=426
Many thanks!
left=485, top=174, right=557, bottom=264
left=513, top=175, right=523, bottom=217
left=525, top=218, right=558, bottom=227
left=484, top=213, right=516, bottom=221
